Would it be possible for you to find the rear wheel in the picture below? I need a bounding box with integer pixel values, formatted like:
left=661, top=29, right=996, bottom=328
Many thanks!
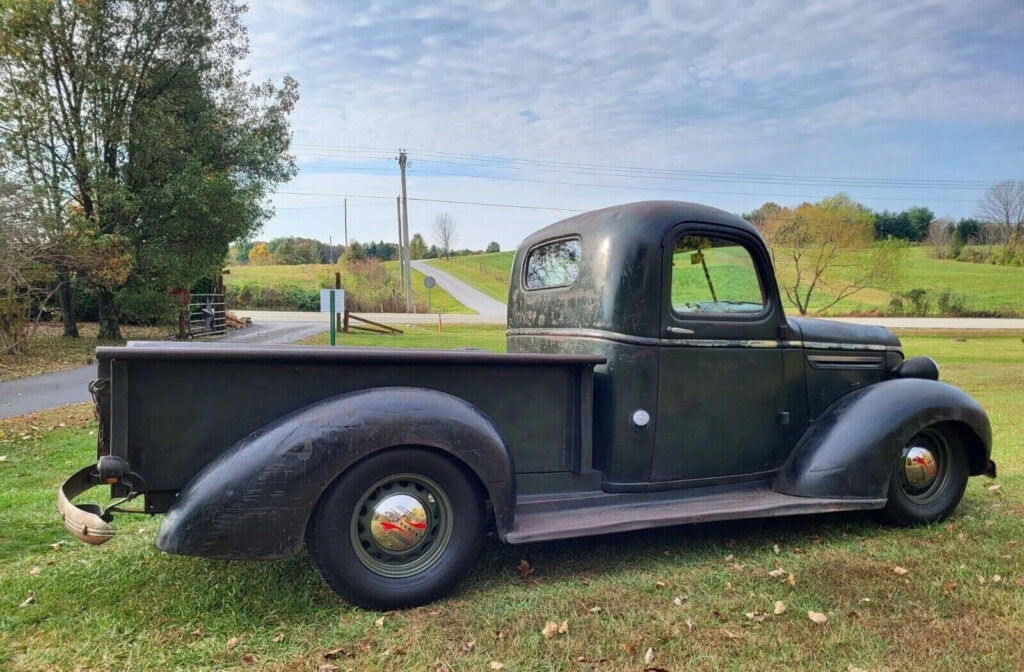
left=879, top=426, right=968, bottom=526
left=306, top=448, right=484, bottom=610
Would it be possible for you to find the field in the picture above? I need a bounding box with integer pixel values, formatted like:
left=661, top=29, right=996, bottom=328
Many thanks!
left=422, top=252, right=515, bottom=302
left=382, top=261, right=475, bottom=314
left=1, top=329, right=1021, bottom=671
left=0, top=323, right=170, bottom=382
left=420, top=246, right=1024, bottom=316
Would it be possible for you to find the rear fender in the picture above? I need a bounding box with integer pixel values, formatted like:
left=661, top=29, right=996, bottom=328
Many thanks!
left=776, top=378, right=991, bottom=500
left=156, top=387, right=514, bottom=560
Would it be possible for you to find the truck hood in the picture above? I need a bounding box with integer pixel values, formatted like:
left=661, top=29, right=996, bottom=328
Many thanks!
left=787, top=317, right=901, bottom=350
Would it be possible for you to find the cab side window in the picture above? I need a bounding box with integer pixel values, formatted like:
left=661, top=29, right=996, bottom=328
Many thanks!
left=671, top=235, right=764, bottom=314
left=525, top=238, right=581, bottom=289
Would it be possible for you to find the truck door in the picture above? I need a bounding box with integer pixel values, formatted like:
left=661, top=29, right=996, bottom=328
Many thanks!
left=651, top=225, right=787, bottom=484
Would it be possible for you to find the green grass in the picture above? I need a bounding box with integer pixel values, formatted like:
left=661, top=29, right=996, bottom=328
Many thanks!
left=422, top=252, right=514, bottom=303
left=382, top=261, right=475, bottom=314
left=225, top=263, right=336, bottom=291
left=2, top=329, right=1022, bottom=670
left=300, top=323, right=506, bottom=350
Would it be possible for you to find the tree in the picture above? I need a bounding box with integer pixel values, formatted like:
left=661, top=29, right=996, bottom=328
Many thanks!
left=433, top=212, right=457, bottom=260
left=978, top=180, right=1024, bottom=258
left=956, top=218, right=982, bottom=244
left=760, top=194, right=905, bottom=315
left=343, top=240, right=366, bottom=262
left=925, top=218, right=957, bottom=259
left=0, top=0, right=297, bottom=339
left=409, top=233, right=428, bottom=260
left=248, top=242, right=273, bottom=265
left=486, top=241, right=500, bottom=253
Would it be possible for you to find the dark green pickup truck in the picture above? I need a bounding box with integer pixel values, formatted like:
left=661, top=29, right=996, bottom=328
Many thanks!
left=59, top=201, right=996, bottom=609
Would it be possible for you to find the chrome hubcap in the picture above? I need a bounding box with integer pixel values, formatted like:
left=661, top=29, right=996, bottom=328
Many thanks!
left=903, top=446, right=939, bottom=489
left=370, top=493, right=429, bottom=552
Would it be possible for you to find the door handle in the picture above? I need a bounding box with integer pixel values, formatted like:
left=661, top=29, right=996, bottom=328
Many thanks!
left=665, top=326, right=695, bottom=336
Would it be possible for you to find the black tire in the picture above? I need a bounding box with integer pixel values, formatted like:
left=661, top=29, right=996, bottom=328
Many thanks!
left=306, top=448, right=484, bottom=610
left=879, top=426, right=969, bottom=526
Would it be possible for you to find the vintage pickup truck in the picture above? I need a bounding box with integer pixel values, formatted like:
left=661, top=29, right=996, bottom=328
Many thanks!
left=59, top=201, right=996, bottom=609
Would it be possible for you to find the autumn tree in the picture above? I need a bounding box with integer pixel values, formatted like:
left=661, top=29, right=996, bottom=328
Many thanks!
left=978, top=180, right=1024, bottom=259
left=433, top=212, right=457, bottom=260
left=247, top=242, right=273, bottom=265
left=0, top=0, right=297, bottom=339
left=758, top=194, right=905, bottom=315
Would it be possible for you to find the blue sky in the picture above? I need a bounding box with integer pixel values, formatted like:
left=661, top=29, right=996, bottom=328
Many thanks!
left=243, top=0, right=1023, bottom=250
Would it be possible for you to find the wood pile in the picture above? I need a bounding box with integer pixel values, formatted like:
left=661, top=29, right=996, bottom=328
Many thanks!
left=225, top=311, right=251, bottom=329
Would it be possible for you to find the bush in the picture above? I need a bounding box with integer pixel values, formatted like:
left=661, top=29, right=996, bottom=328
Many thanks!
left=117, top=285, right=176, bottom=325
left=887, top=288, right=930, bottom=317
left=935, top=290, right=967, bottom=317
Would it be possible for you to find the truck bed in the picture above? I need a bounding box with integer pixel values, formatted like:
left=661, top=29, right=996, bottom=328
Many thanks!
left=95, top=343, right=602, bottom=512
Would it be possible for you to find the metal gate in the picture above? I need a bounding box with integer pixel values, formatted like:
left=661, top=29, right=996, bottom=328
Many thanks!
left=187, top=293, right=226, bottom=338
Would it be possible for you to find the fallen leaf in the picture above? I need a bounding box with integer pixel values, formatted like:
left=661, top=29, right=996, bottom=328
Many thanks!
left=28, top=566, right=41, bottom=576
left=517, top=559, right=534, bottom=578
left=50, top=541, right=65, bottom=551
left=644, top=647, right=655, bottom=665
left=360, top=639, right=372, bottom=653
left=957, top=531, right=967, bottom=542
left=621, top=643, right=637, bottom=655
left=807, top=611, right=828, bottom=625
left=241, top=653, right=256, bottom=664
left=987, top=484, right=1001, bottom=492
left=655, top=580, right=667, bottom=588
left=992, top=575, right=1002, bottom=583
left=589, top=606, right=602, bottom=614
left=673, top=595, right=687, bottom=606
left=724, top=554, right=735, bottom=561
left=684, top=618, right=695, bottom=632
left=723, top=629, right=740, bottom=639
left=942, top=581, right=957, bottom=595
left=977, top=574, right=986, bottom=585
left=488, top=662, right=504, bottom=670
left=558, top=620, right=569, bottom=634
left=745, top=611, right=766, bottom=622
left=787, top=573, right=797, bottom=587
left=892, top=566, right=909, bottom=576
left=768, top=568, right=786, bottom=578
left=374, top=616, right=385, bottom=628
left=191, top=625, right=203, bottom=637
left=323, top=647, right=346, bottom=660
left=462, top=641, right=476, bottom=653
left=272, top=632, right=285, bottom=642
left=226, top=637, right=240, bottom=651
left=847, top=665, right=867, bottom=672
left=19, top=590, right=35, bottom=607
left=318, top=665, right=339, bottom=672
left=541, top=621, right=560, bottom=639
left=774, top=601, right=787, bottom=615
left=773, top=544, right=781, bottom=554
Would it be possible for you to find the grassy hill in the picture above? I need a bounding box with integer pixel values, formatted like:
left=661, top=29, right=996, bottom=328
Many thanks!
left=422, top=246, right=1024, bottom=317
left=225, top=262, right=472, bottom=314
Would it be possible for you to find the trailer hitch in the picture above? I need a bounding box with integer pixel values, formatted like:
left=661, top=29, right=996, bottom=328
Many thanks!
left=57, top=458, right=147, bottom=545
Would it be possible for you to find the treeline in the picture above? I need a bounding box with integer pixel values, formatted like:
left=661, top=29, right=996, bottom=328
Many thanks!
left=229, top=235, right=501, bottom=265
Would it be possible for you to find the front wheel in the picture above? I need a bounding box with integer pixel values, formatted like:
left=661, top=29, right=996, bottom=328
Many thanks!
left=879, top=427, right=969, bottom=526
left=306, top=448, right=484, bottom=610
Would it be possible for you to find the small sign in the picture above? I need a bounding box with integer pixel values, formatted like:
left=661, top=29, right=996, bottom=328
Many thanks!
left=423, top=275, right=436, bottom=289
left=320, top=289, right=345, bottom=313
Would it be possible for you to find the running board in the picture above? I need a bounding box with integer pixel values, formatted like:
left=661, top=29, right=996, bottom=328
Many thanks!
left=504, top=487, right=884, bottom=544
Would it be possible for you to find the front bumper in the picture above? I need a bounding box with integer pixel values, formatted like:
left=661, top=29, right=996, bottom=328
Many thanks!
left=57, top=465, right=115, bottom=545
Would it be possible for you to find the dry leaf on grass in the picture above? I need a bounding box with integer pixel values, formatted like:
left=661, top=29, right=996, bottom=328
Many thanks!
left=942, top=581, right=957, bottom=594
left=987, top=484, right=1001, bottom=492
left=745, top=611, right=767, bottom=622
left=517, top=559, right=534, bottom=578
left=488, top=662, right=504, bottom=670
left=272, top=632, right=285, bottom=643
left=323, top=647, right=346, bottom=660
left=892, top=566, right=909, bottom=576
left=774, top=601, right=787, bottom=615
left=977, top=574, right=986, bottom=585
left=621, top=643, right=637, bottom=655
left=19, top=590, right=35, bottom=607
left=541, top=621, right=559, bottom=639
left=787, top=572, right=797, bottom=586
left=50, top=541, right=65, bottom=551
left=28, top=566, right=41, bottom=576
left=191, top=625, right=203, bottom=637
left=462, top=641, right=476, bottom=653
left=588, top=606, right=602, bottom=613
left=241, top=653, right=257, bottom=664
left=773, top=544, right=781, bottom=554
left=644, top=647, right=655, bottom=664
left=724, top=554, right=734, bottom=561
left=673, top=595, right=687, bottom=606
left=807, top=611, right=828, bottom=625
left=374, top=616, right=385, bottom=628
left=226, top=637, right=240, bottom=651
left=684, top=618, right=695, bottom=632
left=992, top=575, right=1002, bottom=583
left=318, top=665, right=339, bottom=672
left=768, top=568, right=786, bottom=578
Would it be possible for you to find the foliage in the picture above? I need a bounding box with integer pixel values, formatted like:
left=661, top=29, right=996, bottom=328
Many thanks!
left=247, top=242, right=273, bottom=265
left=872, top=206, right=934, bottom=241
left=957, top=218, right=982, bottom=244
left=0, top=0, right=297, bottom=340
left=925, top=218, right=958, bottom=259
left=758, top=193, right=906, bottom=315
left=410, top=233, right=428, bottom=259
left=267, top=237, right=323, bottom=265
left=978, top=180, right=1024, bottom=258
left=486, top=241, right=501, bottom=253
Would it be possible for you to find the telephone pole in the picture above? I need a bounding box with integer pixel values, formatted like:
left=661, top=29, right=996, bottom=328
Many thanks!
left=396, top=195, right=404, bottom=279
left=398, top=150, right=412, bottom=312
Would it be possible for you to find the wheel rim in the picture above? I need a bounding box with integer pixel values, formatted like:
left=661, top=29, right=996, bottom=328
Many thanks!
left=897, top=430, right=951, bottom=504
left=350, top=473, right=453, bottom=578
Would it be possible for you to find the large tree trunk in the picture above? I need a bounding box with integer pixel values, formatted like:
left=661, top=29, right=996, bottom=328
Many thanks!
left=96, top=290, right=122, bottom=341
left=56, top=265, right=79, bottom=338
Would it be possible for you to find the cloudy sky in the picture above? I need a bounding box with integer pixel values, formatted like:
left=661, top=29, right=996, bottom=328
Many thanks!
left=243, top=0, right=1023, bottom=250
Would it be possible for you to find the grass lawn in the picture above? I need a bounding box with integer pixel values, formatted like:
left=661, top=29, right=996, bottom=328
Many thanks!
left=0, top=323, right=170, bottom=382
left=382, top=261, right=475, bottom=315
left=422, top=252, right=514, bottom=303
left=1, top=329, right=1021, bottom=670
left=299, top=323, right=506, bottom=351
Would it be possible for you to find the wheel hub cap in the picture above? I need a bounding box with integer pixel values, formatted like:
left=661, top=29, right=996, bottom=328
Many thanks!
left=369, top=493, right=428, bottom=552
left=903, top=446, right=939, bottom=489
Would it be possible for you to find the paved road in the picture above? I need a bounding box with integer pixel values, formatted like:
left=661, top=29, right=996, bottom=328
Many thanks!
left=0, top=321, right=327, bottom=419
left=232, top=310, right=506, bottom=325
left=411, top=259, right=507, bottom=316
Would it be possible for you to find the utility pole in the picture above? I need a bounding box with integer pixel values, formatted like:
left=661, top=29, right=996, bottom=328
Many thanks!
left=343, top=198, right=348, bottom=247
left=398, top=150, right=412, bottom=312
left=396, top=196, right=404, bottom=281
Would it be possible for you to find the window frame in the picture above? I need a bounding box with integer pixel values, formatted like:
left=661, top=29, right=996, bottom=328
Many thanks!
left=521, top=235, right=583, bottom=292
left=666, top=228, right=773, bottom=323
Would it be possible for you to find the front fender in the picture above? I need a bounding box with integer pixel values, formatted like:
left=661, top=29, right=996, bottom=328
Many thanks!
left=776, top=378, right=991, bottom=500
left=156, top=387, right=514, bottom=560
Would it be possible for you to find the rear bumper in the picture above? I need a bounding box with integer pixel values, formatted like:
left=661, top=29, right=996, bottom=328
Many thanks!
left=57, top=465, right=115, bottom=545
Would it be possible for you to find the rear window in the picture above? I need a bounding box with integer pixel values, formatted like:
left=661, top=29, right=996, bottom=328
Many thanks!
left=525, top=238, right=581, bottom=289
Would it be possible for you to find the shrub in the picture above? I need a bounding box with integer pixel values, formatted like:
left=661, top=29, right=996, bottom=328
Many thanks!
left=887, top=288, right=930, bottom=317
